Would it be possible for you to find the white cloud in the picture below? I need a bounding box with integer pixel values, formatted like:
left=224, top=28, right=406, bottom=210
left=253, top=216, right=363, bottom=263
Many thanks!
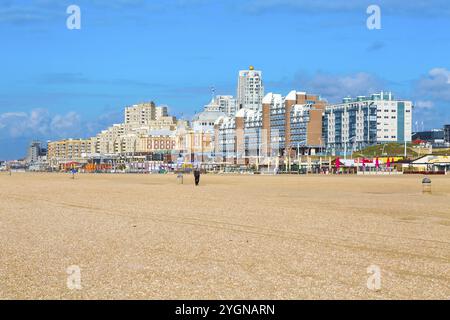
left=415, top=67, right=450, bottom=101
left=415, top=100, right=434, bottom=109
left=0, top=108, right=82, bottom=138
left=429, top=68, right=450, bottom=84
left=51, top=111, right=81, bottom=131
left=411, top=68, right=450, bottom=129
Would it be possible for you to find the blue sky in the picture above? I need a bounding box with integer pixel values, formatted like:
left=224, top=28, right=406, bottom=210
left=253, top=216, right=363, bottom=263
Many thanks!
left=1, top=0, right=450, bottom=159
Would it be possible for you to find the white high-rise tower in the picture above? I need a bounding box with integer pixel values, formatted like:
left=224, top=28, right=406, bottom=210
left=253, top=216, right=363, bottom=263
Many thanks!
left=237, top=66, right=264, bottom=111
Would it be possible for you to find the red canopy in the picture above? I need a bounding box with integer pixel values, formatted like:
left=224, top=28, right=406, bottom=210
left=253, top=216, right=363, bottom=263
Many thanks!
left=65, top=162, right=80, bottom=165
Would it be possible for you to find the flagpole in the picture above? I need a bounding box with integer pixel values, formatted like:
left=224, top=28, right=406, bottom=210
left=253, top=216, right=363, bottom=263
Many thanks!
left=404, top=140, right=407, bottom=158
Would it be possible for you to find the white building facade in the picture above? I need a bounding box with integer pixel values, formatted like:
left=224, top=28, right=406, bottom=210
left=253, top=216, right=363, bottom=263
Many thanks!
left=216, top=95, right=237, bottom=116
left=323, top=92, right=412, bottom=154
left=237, top=66, right=264, bottom=111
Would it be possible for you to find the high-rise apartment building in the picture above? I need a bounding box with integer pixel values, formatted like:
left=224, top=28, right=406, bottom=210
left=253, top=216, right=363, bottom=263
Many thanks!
left=27, top=141, right=43, bottom=163
left=237, top=66, right=264, bottom=111
left=125, top=102, right=156, bottom=125
left=323, top=92, right=412, bottom=154
left=264, top=91, right=326, bottom=157
left=215, top=90, right=327, bottom=163
left=124, top=102, right=174, bottom=128
left=371, top=92, right=412, bottom=143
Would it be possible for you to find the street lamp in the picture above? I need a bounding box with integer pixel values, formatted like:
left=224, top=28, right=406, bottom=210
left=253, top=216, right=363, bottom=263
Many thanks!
left=347, top=136, right=357, bottom=160
left=297, top=140, right=306, bottom=172
left=344, top=136, right=356, bottom=160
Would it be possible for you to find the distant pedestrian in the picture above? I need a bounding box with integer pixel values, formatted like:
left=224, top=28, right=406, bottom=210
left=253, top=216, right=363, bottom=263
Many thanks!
left=177, top=172, right=184, bottom=184
left=194, top=168, right=201, bottom=186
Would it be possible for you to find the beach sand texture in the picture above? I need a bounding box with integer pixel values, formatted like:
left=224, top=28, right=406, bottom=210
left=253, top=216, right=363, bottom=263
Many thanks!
left=0, top=173, right=449, bottom=299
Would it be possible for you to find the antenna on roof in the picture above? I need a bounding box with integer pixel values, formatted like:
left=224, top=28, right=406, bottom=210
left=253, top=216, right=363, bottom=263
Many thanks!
left=210, top=86, right=216, bottom=101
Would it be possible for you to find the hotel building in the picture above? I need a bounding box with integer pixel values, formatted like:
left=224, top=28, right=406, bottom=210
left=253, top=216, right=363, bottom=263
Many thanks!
left=323, top=92, right=412, bottom=154
left=183, top=97, right=228, bottom=163
left=139, top=130, right=176, bottom=152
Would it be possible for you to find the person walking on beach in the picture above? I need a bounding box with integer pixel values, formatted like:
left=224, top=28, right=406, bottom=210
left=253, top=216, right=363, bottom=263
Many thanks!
left=194, top=168, right=201, bottom=186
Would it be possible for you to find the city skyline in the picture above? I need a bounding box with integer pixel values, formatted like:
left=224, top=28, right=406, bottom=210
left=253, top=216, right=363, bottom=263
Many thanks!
left=1, top=0, right=450, bottom=159
left=0, top=65, right=444, bottom=161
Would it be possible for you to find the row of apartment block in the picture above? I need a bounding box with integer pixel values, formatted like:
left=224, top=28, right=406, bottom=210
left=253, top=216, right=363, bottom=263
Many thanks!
left=215, top=67, right=412, bottom=160
left=47, top=139, right=94, bottom=166
left=213, top=91, right=412, bottom=162
left=214, top=91, right=326, bottom=163
left=45, top=66, right=414, bottom=166
left=48, top=91, right=412, bottom=166
left=47, top=100, right=213, bottom=166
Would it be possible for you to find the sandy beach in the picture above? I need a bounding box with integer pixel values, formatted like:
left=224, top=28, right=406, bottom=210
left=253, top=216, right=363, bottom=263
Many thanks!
left=0, top=172, right=449, bottom=299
